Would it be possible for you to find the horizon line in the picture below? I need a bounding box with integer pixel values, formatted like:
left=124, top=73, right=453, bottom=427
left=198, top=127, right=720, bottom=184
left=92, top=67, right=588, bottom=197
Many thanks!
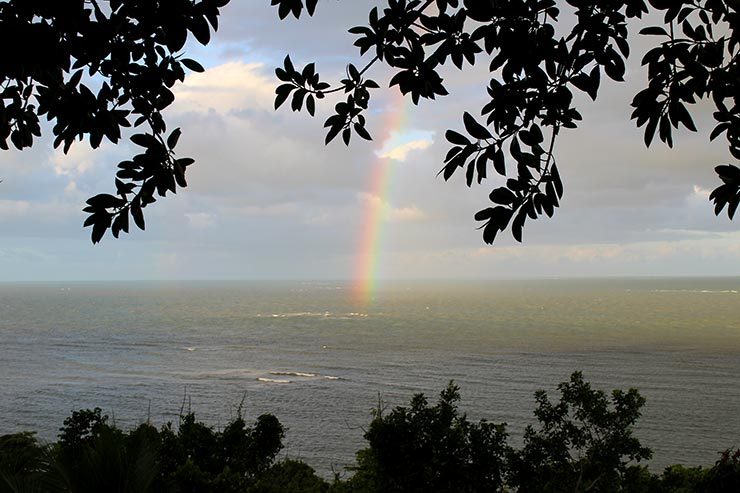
left=2, top=274, right=739, bottom=283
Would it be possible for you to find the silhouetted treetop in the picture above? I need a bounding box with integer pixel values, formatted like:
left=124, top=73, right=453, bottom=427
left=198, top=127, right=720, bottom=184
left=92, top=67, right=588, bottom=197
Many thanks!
left=1, top=1, right=737, bottom=243
left=273, top=0, right=739, bottom=244
left=0, top=0, right=228, bottom=243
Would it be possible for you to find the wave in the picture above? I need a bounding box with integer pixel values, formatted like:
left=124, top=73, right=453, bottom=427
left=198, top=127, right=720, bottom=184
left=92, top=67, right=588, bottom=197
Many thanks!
left=270, top=371, right=316, bottom=378
left=257, top=312, right=369, bottom=319
left=183, top=347, right=197, bottom=352
left=257, top=377, right=291, bottom=384
left=334, top=312, right=369, bottom=320
left=268, top=371, right=343, bottom=380
left=177, top=368, right=259, bottom=379
left=269, top=312, right=331, bottom=318
left=651, top=289, right=738, bottom=294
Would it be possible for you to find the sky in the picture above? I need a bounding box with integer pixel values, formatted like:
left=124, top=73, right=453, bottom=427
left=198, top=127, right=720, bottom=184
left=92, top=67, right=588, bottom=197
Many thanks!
left=1, top=1, right=738, bottom=282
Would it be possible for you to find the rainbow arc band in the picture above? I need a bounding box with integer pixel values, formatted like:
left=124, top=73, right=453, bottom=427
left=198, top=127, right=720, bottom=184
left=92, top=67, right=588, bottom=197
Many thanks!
left=352, top=93, right=409, bottom=305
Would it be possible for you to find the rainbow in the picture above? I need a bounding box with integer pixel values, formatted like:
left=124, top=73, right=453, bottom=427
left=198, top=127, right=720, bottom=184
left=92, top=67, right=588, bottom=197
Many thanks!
left=352, top=93, right=410, bottom=306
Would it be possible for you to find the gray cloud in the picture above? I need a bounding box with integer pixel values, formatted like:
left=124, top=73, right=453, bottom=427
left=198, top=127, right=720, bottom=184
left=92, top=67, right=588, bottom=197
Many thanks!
left=0, top=2, right=737, bottom=281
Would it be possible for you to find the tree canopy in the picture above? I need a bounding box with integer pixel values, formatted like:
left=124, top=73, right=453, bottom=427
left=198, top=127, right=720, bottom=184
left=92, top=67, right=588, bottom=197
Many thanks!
left=273, top=0, right=740, bottom=244
left=0, top=0, right=228, bottom=243
left=0, top=0, right=737, bottom=244
left=6, top=372, right=738, bottom=492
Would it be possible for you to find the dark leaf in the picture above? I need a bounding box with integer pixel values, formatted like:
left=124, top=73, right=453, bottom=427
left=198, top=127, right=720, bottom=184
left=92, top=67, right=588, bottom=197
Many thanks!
left=181, top=58, right=205, bottom=73
left=167, top=128, right=182, bottom=149
left=489, top=187, right=516, bottom=205
left=446, top=130, right=471, bottom=146
left=463, top=112, right=492, bottom=140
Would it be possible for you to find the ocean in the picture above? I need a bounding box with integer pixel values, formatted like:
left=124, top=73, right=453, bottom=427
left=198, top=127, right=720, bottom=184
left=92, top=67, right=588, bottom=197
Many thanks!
left=1, top=278, right=738, bottom=476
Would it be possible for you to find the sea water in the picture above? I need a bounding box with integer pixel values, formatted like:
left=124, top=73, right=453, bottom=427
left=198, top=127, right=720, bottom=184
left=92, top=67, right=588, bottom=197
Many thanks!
left=1, top=278, right=739, bottom=476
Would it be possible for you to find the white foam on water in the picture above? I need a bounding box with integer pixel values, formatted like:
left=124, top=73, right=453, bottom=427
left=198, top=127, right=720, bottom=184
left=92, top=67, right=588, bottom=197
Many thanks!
left=271, top=371, right=316, bottom=378
left=268, top=311, right=369, bottom=319
left=651, top=289, right=739, bottom=294
left=271, top=312, right=330, bottom=318
left=257, top=377, right=291, bottom=384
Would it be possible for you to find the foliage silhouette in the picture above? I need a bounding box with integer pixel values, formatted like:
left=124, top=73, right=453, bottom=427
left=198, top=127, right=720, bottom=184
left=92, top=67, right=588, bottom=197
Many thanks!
left=343, top=381, right=509, bottom=493
left=272, top=0, right=739, bottom=244
left=0, top=408, right=289, bottom=493
left=1, top=374, right=739, bottom=492
left=0, top=431, right=50, bottom=493
left=0, top=0, right=228, bottom=243
left=1, top=1, right=737, bottom=244
left=507, top=371, right=652, bottom=492
left=250, top=459, right=330, bottom=493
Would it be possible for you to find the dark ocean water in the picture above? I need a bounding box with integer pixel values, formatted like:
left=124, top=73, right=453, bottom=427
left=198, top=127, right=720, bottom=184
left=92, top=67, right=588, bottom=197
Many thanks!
left=1, top=278, right=739, bottom=476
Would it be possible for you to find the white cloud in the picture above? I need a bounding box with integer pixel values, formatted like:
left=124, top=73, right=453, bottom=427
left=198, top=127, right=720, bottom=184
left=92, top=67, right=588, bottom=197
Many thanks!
left=558, top=244, right=626, bottom=262
left=362, top=231, right=740, bottom=280
left=225, top=202, right=301, bottom=217
left=692, top=185, right=712, bottom=201
left=470, top=234, right=740, bottom=265
left=51, top=143, right=101, bottom=176
left=304, top=211, right=331, bottom=225
left=0, top=199, right=78, bottom=219
left=358, top=193, right=426, bottom=223
left=388, top=205, right=425, bottom=222
left=64, top=180, right=79, bottom=194
left=173, top=61, right=275, bottom=114
left=0, top=199, right=31, bottom=216
left=378, top=139, right=433, bottom=161
left=185, top=212, right=216, bottom=228
left=656, top=228, right=720, bottom=237
left=376, top=129, right=436, bottom=162
left=0, top=247, right=52, bottom=262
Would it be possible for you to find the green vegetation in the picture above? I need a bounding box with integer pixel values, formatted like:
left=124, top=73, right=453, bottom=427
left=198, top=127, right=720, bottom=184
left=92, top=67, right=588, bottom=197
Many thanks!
left=1, top=406, right=285, bottom=493
left=1, top=372, right=738, bottom=492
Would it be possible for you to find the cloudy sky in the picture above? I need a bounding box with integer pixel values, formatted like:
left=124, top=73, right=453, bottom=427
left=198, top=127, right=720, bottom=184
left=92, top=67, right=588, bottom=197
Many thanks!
left=1, top=1, right=738, bottom=281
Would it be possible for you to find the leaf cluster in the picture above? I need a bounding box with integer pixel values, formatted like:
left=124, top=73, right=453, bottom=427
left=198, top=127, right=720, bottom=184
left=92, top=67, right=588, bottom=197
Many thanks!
left=632, top=1, right=740, bottom=219
left=0, top=0, right=229, bottom=243
left=347, top=381, right=509, bottom=493
left=2, top=376, right=740, bottom=492
left=275, top=56, right=379, bottom=145
left=1, top=407, right=288, bottom=493
left=508, top=371, right=652, bottom=492
left=274, top=0, right=739, bottom=244
left=344, top=371, right=658, bottom=492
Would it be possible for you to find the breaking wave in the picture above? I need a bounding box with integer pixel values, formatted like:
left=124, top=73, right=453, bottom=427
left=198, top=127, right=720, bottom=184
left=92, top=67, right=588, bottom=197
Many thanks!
left=271, top=371, right=316, bottom=378
left=257, top=377, right=291, bottom=384
left=256, top=312, right=369, bottom=319
left=651, top=289, right=738, bottom=294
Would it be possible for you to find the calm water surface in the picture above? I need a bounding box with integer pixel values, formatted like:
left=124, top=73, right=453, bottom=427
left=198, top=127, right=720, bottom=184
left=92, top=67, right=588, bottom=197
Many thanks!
left=1, top=279, right=738, bottom=475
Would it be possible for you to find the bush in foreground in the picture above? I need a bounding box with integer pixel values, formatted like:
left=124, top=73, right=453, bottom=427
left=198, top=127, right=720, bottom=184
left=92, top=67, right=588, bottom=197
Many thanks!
left=1, top=372, right=739, bottom=492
